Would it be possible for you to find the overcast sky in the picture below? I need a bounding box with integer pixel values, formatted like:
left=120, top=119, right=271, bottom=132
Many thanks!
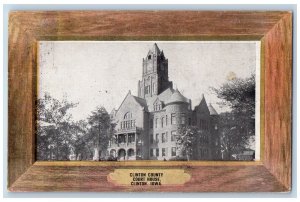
left=39, top=41, right=260, bottom=121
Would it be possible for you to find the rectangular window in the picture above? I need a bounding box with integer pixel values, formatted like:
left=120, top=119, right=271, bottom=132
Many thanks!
left=128, top=134, right=131, bottom=143
left=128, top=134, right=135, bottom=143
left=171, top=147, right=176, bottom=156
left=171, top=113, right=176, bottom=125
left=150, top=119, right=153, bottom=129
left=150, top=149, right=153, bottom=157
left=156, top=148, right=159, bottom=157
left=150, top=134, right=153, bottom=144
left=156, top=133, right=159, bottom=143
left=171, top=131, right=176, bottom=141
left=155, top=118, right=158, bottom=128
left=165, top=132, right=168, bottom=143
left=162, top=133, right=166, bottom=143
left=162, top=148, right=166, bottom=157
left=181, top=113, right=186, bottom=124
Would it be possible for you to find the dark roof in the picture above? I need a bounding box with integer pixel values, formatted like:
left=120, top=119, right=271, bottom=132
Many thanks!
left=194, top=94, right=210, bottom=114
left=165, top=89, right=189, bottom=105
left=152, top=43, right=161, bottom=54
left=145, top=87, right=174, bottom=111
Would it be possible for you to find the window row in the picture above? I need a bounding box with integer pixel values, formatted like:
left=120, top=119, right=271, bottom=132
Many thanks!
left=150, top=131, right=177, bottom=144
left=150, top=113, right=191, bottom=129
left=154, top=103, right=162, bottom=111
left=144, top=82, right=156, bottom=94
left=120, top=120, right=136, bottom=129
left=150, top=147, right=177, bottom=157
left=109, top=134, right=136, bottom=145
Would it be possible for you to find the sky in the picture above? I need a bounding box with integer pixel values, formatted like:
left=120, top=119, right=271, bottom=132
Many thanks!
left=38, top=41, right=260, bottom=121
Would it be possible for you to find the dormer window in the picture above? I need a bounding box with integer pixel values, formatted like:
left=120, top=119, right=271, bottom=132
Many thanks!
left=154, top=103, right=162, bottom=111
left=148, top=55, right=151, bottom=60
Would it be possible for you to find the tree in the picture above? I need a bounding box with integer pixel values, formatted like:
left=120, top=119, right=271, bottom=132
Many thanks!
left=217, top=112, right=250, bottom=159
left=70, top=120, right=94, bottom=160
left=86, top=106, right=114, bottom=161
left=36, top=93, right=77, bottom=160
left=176, top=125, right=200, bottom=161
left=211, top=74, right=255, bottom=126
left=211, top=74, right=255, bottom=159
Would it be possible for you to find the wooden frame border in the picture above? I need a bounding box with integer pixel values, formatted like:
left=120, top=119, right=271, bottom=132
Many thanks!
left=8, top=11, right=292, bottom=192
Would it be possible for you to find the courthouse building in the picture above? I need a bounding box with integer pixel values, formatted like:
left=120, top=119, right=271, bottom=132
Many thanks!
left=108, top=43, right=219, bottom=160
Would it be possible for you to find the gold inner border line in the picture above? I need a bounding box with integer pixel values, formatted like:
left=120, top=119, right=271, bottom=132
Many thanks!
left=35, top=38, right=264, bottom=165
left=34, top=160, right=263, bottom=167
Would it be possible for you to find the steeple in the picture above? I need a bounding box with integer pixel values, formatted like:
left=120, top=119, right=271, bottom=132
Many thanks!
left=138, top=43, right=173, bottom=99
left=152, top=43, right=161, bottom=54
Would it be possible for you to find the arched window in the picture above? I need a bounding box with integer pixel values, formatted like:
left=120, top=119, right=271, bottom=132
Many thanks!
left=171, top=113, right=176, bottom=125
left=165, top=115, right=168, bottom=126
left=155, top=118, right=158, bottom=128
left=124, top=112, right=132, bottom=120
left=161, top=117, right=165, bottom=128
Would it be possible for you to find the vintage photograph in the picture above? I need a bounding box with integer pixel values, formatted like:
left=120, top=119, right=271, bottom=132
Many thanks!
left=37, top=41, right=260, bottom=162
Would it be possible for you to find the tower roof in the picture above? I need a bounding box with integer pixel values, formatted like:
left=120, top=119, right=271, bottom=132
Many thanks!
left=151, top=43, right=161, bottom=54
left=208, top=103, right=218, bottom=115
left=165, top=89, right=189, bottom=105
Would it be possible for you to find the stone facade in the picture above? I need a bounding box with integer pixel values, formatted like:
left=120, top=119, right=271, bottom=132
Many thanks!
left=108, top=43, right=219, bottom=161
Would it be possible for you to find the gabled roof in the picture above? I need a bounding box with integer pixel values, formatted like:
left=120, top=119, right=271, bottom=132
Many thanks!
left=116, top=90, right=148, bottom=112
left=165, top=89, right=189, bottom=105
left=153, top=97, right=162, bottom=105
left=194, top=94, right=210, bottom=114
left=145, top=87, right=174, bottom=111
left=132, top=96, right=148, bottom=111
left=158, top=87, right=174, bottom=102
left=208, top=103, right=218, bottom=115
left=116, top=91, right=132, bottom=112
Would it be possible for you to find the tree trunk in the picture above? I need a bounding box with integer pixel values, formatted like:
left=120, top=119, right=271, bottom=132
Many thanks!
left=93, top=147, right=100, bottom=161
left=186, top=153, right=190, bottom=161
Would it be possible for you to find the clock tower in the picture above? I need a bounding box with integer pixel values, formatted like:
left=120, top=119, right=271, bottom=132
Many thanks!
left=137, top=43, right=173, bottom=99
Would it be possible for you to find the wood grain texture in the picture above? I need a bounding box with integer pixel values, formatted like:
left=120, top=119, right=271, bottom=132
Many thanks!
left=8, top=11, right=292, bottom=192
left=10, top=163, right=286, bottom=192
left=263, top=13, right=292, bottom=190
